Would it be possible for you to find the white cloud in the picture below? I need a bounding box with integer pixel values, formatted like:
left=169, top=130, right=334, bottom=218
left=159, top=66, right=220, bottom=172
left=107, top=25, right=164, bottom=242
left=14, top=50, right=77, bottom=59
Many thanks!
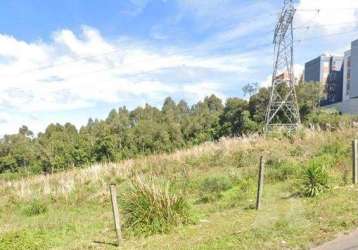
left=0, top=26, right=255, bottom=135
left=296, top=0, right=358, bottom=33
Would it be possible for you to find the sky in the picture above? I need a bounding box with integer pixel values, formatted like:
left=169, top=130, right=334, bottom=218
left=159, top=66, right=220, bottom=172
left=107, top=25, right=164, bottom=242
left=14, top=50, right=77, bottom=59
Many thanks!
left=1, top=0, right=358, bottom=135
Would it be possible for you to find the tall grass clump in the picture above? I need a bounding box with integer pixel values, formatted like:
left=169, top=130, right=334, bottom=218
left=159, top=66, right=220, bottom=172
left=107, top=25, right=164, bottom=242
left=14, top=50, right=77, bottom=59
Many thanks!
left=302, top=158, right=329, bottom=197
left=22, top=199, right=48, bottom=217
left=121, top=176, right=192, bottom=236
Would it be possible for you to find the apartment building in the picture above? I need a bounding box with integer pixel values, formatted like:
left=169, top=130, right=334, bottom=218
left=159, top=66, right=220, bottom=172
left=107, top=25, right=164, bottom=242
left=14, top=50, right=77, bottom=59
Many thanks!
left=304, top=55, right=344, bottom=105
left=343, top=50, right=351, bottom=101
left=305, top=39, right=358, bottom=114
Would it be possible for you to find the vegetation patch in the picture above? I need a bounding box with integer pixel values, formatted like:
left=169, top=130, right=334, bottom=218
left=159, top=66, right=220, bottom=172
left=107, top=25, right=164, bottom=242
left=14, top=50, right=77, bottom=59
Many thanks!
left=266, top=159, right=300, bottom=183
left=302, top=157, right=329, bottom=197
left=197, top=175, right=233, bottom=203
left=220, top=177, right=256, bottom=208
left=121, top=176, right=192, bottom=236
left=0, top=229, right=48, bottom=250
left=22, top=199, right=48, bottom=217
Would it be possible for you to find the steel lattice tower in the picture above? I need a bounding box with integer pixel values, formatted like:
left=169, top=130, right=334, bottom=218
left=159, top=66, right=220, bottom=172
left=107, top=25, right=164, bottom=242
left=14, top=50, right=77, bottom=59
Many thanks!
left=265, top=0, right=300, bottom=132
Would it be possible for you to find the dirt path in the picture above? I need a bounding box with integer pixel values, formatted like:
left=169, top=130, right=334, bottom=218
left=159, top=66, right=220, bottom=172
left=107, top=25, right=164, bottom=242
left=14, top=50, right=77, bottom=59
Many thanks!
left=312, top=230, right=358, bottom=250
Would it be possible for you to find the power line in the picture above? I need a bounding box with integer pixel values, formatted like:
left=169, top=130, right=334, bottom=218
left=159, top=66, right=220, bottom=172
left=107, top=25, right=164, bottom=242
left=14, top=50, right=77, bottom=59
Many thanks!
left=296, top=8, right=358, bottom=12
left=294, top=21, right=358, bottom=31
left=2, top=28, right=357, bottom=82
left=2, top=47, right=123, bottom=77
left=295, top=29, right=358, bottom=43
left=1, top=7, right=358, bottom=81
left=2, top=8, right=333, bottom=79
left=265, top=0, right=300, bottom=132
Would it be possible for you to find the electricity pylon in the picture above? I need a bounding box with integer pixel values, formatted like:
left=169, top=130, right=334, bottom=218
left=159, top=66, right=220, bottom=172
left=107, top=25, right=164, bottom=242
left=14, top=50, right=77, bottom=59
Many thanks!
left=265, top=0, right=300, bottom=133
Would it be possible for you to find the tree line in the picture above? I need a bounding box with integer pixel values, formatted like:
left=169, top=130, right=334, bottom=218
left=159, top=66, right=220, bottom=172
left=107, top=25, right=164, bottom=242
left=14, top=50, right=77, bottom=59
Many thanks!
left=0, top=83, right=323, bottom=174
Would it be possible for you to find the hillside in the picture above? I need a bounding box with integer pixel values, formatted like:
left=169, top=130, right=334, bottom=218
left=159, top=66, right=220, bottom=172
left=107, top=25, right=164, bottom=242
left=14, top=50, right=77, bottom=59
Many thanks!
left=1, top=128, right=358, bottom=249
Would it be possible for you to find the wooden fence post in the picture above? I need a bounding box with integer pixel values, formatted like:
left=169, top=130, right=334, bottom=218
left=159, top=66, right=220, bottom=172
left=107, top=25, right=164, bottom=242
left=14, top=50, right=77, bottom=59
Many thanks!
left=353, top=140, right=358, bottom=184
left=109, top=184, right=122, bottom=246
left=256, top=156, right=265, bottom=210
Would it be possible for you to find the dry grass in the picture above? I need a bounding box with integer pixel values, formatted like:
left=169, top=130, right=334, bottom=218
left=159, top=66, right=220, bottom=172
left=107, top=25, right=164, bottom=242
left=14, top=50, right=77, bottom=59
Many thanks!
left=1, top=127, right=358, bottom=249
left=0, top=128, right=353, bottom=202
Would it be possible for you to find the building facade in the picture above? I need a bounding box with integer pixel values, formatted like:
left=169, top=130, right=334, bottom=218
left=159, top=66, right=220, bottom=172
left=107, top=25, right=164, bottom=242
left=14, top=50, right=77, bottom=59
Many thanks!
left=304, top=55, right=331, bottom=83
left=304, top=54, right=343, bottom=105
left=312, top=38, right=358, bottom=115
left=343, top=50, right=351, bottom=101
left=350, top=39, right=358, bottom=99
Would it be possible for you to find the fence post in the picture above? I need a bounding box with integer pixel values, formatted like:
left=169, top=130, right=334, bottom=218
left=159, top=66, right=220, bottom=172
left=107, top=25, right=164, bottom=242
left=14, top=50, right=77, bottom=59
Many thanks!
left=256, top=156, right=265, bottom=210
left=353, top=140, right=358, bottom=184
left=109, top=184, right=122, bottom=246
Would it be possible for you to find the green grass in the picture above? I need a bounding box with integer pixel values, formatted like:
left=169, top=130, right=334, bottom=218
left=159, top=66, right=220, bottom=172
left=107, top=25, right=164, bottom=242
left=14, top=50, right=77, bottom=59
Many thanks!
left=22, top=199, right=48, bottom=217
left=1, top=128, right=358, bottom=249
left=120, top=176, right=193, bottom=236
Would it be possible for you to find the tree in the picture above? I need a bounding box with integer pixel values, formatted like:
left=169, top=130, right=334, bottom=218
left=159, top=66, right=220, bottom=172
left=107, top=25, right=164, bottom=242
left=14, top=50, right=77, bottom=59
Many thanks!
left=219, top=98, right=257, bottom=136
left=0, top=88, right=332, bottom=175
left=242, top=82, right=259, bottom=97
left=296, top=82, right=322, bottom=119
left=249, top=87, right=270, bottom=123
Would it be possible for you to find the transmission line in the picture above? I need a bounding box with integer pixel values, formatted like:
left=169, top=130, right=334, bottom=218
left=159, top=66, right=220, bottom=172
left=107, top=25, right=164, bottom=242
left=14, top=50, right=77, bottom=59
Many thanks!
left=265, top=0, right=300, bottom=133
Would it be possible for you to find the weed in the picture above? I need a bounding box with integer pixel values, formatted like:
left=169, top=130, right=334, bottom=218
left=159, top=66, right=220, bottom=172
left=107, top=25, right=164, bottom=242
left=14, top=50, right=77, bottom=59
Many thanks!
left=0, top=229, right=48, bottom=250
left=22, top=199, right=48, bottom=217
left=318, top=141, right=349, bottom=161
left=221, top=177, right=255, bottom=208
left=121, top=176, right=192, bottom=236
left=197, top=175, right=233, bottom=203
left=267, top=160, right=300, bottom=182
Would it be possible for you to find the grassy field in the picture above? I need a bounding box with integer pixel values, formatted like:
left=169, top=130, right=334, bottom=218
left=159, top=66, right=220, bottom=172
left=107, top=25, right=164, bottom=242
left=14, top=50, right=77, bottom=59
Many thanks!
left=1, top=128, right=358, bottom=249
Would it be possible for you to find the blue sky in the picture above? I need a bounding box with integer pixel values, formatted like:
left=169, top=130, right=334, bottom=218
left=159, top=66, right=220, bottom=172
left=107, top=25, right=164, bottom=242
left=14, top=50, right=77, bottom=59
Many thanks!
left=0, top=0, right=358, bottom=135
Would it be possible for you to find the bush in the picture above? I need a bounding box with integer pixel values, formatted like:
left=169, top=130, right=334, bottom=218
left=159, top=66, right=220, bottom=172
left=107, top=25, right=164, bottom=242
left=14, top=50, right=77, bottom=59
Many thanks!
left=198, top=175, right=233, bottom=203
left=22, top=199, right=48, bottom=216
left=302, top=158, right=329, bottom=197
left=121, top=176, right=191, bottom=236
left=304, top=109, right=355, bottom=130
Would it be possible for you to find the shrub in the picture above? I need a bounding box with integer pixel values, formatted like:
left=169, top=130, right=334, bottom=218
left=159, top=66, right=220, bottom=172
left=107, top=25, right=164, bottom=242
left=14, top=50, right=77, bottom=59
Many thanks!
left=198, top=175, right=233, bottom=203
left=302, top=158, right=329, bottom=197
left=304, top=109, right=355, bottom=130
left=22, top=199, right=48, bottom=217
left=121, top=176, right=191, bottom=236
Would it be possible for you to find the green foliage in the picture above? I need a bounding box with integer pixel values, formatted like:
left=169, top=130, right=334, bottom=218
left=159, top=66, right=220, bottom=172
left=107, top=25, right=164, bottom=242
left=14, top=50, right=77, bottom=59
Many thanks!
left=121, top=177, right=192, bottom=236
left=302, top=158, right=329, bottom=197
left=248, top=87, right=270, bottom=123
left=0, top=84, right=356, bottom=176
left=198, top=175, right=233, bottom=203
left=22, top=199, right=48, bottom=216
left=220, top=177, right=255, bottom=208
left=1, top=128, right=358, bottom=249
left=0, top=229, right=48, bottom=250
left=296, top=82, right=322, bottom=119
left=266, top=160, right=300, bottom=182
left=318, top=141, right=348, bottom=161
left=304, top=109, right=356, bottom=130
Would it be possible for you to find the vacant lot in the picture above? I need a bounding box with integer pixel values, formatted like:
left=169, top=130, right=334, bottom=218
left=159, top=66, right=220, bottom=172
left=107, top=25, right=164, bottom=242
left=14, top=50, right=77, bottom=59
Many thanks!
left=1, top=128, right=358, bottom=249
